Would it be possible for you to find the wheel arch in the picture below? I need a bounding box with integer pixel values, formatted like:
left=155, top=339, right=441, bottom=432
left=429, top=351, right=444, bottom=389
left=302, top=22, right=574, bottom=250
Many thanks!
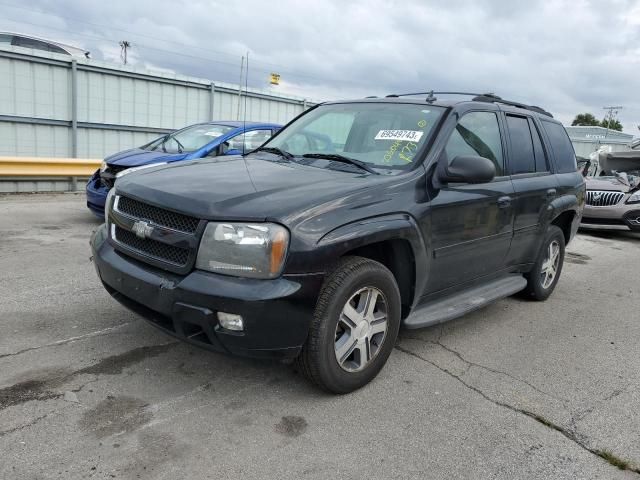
left=547, top=195, right=580, bottom=245
left=317, top=214, right=428, bottom=318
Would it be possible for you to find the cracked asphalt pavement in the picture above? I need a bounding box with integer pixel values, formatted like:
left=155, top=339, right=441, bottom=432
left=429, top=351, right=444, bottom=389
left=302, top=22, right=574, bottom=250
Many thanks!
left=1, top=193, right=640, bottom=479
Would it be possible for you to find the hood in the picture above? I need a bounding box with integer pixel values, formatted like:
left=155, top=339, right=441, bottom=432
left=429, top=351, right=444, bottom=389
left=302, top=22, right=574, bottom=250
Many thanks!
left=585, top=176, right=638, bottom=193
left=599, top=151, right=640, bottom=175
left=115, top=155, right=399, bottom=222
left=105, top=148, right=189, bottom=167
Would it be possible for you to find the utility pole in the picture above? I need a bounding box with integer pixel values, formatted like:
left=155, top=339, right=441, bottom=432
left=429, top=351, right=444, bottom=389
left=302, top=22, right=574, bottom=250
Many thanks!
left=119, top=41, right=131, bottom=65
left=602, top=105, right=623, bottom=139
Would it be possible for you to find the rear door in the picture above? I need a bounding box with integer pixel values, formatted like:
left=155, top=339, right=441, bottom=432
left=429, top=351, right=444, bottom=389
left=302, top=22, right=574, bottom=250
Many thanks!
left=504, top=113, right=558, bottom=266
left=426, top=110, right=515, bottom=293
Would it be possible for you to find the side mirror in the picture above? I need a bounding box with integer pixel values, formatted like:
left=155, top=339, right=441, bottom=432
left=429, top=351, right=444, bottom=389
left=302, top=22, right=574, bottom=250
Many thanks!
left=439, top=155, right=496, bottom=184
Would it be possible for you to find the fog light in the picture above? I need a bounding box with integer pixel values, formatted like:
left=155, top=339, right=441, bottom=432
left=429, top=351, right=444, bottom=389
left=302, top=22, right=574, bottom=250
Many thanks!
left=217, top=312, right=244, bottom=331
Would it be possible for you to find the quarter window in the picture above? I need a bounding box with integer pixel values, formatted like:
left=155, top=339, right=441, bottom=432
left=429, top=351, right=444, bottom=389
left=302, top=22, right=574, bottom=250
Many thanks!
left=445, top=111, right=504, bottom=176
left=541, top=121, right=577, bottom=174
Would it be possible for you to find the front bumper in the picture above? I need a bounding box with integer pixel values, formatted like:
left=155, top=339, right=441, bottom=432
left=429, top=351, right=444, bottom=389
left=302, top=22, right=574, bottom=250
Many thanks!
left=580, top=204, right=640, bottom=232
left=86, top=171, right=108, bottom=218
left=91, top=224, right=323, bottom=359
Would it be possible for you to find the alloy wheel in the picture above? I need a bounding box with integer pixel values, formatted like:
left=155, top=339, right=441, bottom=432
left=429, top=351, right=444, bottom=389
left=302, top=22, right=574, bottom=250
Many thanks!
left=540, top=240, right=560, bottom=289
left=334, top=287, right=388, bottom=372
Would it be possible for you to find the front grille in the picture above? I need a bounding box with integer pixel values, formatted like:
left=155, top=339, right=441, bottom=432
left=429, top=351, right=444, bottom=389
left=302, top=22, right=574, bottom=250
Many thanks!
left=117, top=196, right=199, bottom=233
left=585, top=190, right=625, bottom=207
left=114, top=225, right=190, bottom=266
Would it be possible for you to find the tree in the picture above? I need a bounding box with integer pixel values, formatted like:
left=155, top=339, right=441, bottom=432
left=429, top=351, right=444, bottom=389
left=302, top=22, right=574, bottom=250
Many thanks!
left=571, top=113, right=600, bottom=127
left=600, top=117, right=623, bottom=132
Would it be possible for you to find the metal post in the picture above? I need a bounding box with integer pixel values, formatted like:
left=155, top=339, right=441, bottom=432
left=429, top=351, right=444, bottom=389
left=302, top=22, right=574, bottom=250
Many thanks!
left=210, top=82, right=215, bottom=121
left=71, top=60, right=78, bottom=157
left=302, top=99, right=307, bottom=112
left=71, top=59, right=78, bottom=191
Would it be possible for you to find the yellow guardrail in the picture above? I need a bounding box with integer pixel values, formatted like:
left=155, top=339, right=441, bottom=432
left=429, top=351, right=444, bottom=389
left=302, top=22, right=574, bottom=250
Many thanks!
left=0, top=157, right=102, bottom=177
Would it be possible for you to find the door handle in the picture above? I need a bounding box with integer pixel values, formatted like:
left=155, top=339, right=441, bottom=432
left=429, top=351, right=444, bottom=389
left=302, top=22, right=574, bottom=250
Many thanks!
left=546, top=188, right=557, bottom=198
left=497, top=196, right=512, bottom=208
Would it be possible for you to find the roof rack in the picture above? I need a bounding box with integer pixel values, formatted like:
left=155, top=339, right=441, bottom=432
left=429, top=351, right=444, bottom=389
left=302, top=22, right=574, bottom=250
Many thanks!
left=384, top=91, right=553, bottom=118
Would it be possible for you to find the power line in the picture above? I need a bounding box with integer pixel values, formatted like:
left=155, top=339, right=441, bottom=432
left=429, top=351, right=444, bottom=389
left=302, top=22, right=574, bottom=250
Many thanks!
left=0, top=3, right=365, bottom=88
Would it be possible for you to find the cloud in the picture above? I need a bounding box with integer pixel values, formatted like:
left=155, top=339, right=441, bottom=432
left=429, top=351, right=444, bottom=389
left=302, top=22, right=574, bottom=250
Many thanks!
left=1, top=0, right=638, bottom=134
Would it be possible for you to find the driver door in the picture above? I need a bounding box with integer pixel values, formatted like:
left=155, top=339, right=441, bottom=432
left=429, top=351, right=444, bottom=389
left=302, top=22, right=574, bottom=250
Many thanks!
left=425, top=111, right=515, bottom=294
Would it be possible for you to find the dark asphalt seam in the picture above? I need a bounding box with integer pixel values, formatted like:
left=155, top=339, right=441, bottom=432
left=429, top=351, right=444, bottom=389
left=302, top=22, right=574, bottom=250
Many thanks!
left=395, top=344, right=640, bottom=475
left=0, top=412, right=53, bottom=438
left=0, top=322, right=135, bottom=360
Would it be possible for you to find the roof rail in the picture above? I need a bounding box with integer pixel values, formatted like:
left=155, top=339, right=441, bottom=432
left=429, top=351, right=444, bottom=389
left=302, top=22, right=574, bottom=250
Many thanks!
left=472, top=94, right=553, bottom=118
left=384, top=91, right=553, bottom=117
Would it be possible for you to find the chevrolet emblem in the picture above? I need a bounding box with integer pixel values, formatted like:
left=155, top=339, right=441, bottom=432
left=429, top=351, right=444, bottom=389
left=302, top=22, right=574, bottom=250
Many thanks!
left=132, top=220, right=154, bottom=239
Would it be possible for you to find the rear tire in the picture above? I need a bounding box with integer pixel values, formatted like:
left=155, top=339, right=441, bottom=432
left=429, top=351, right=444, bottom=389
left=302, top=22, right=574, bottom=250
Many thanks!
left=295, top=256, right=401, bottom=394
left=522, top=225, right=565, bottom=301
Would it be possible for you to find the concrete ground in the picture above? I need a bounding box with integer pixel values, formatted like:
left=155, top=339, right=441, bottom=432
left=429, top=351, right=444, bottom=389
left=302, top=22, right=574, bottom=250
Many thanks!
left=1, top=192, right=639, bottom=480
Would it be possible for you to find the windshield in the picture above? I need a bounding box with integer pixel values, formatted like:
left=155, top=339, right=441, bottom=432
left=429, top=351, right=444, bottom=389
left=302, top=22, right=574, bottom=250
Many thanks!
left=260, top=103, right=445, bottom=171
left=144, top=124, right=235, bottom=153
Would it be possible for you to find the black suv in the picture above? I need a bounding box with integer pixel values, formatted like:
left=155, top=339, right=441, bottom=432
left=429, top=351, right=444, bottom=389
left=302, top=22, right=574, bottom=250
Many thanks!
left=91, top=92, right=585, bottom=393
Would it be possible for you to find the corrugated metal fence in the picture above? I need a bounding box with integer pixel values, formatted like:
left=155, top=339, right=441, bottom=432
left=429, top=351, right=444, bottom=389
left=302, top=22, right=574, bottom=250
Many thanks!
left=0, top=46, right=313, bottom=191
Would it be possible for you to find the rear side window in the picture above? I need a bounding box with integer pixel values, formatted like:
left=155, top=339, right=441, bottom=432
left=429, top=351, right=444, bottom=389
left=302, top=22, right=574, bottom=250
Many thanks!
left=506, top=115, right=535, bottom=174
left=541, top=121, right=577, bottom=173
left=529, top=119, right=549, bottom=172
left=445, top=111, right=504, bottom=176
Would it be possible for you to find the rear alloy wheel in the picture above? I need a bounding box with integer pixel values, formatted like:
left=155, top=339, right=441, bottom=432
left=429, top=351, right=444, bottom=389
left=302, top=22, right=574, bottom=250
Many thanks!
left=296, top=256, right=401, bottom=394
left=523, top=225, right=565, bottom=301
left=540, top=240, right=561, bottom=289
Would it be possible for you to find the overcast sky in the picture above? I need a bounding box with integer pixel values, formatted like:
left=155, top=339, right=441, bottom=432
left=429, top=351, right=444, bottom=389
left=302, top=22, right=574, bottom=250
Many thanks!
left=2, top=0, right=639, bottom=134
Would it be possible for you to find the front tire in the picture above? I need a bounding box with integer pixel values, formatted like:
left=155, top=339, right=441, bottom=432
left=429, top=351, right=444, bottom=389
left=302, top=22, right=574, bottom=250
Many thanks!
left=296, top=256, right=401, bottom=394
left=522, top=225, right=565, bottom=301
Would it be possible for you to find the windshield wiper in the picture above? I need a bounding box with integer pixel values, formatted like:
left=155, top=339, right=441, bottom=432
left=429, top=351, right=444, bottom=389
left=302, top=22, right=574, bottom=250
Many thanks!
left=302, top=153, right=379, bottom=175
left=172, top=137, right=185, bottom=154
left=252, top=147, right=294, bottom=160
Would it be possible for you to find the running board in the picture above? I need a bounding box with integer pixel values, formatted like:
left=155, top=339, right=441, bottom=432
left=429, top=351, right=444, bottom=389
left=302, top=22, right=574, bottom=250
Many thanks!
left=404, top=275, right=527, bottom=329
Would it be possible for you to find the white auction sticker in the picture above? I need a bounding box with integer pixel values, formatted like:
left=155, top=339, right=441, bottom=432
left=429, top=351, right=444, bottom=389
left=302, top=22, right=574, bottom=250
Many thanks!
left=375, top=130, right=424, bottom=142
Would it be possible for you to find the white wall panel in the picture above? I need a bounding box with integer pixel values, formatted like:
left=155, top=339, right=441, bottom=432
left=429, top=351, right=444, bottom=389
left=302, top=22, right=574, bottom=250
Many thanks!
left=0, top=47, right=313, bottom=159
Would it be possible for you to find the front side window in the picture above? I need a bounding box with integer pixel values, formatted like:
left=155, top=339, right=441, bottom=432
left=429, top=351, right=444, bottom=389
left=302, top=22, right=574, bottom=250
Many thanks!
left=445, top=111, right=504, bottom=176
left=228, top=129, right=273, bottom=152
left=144, top=124, right=235, bottom=153
left=262, top=103, right=445, bottom=171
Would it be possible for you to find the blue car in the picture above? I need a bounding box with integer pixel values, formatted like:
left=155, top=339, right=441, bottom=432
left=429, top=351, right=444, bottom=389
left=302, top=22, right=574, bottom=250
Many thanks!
left=86, top=121, right=281, bottom=217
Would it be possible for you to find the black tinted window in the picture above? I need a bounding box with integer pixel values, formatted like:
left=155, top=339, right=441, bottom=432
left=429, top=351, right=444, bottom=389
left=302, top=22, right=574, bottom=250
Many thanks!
left=445, top=111, right=504, bottom=176
left=529, top=119, right=548, bottom=172
left=541, top=121, right=577, bottom=173
left=506, top=115, right=535, bottom=174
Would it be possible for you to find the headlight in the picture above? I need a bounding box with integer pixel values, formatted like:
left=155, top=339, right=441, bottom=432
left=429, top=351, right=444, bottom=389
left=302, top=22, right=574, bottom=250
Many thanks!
left=627, top=190, right=640, bottom=204
left=115, top=162, right=168, bottom=179
left=100, top=161, right=108, bottom=173
left=196, top=223, right=289, bottom=279
left=104, top=188, right=115, bottom=220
